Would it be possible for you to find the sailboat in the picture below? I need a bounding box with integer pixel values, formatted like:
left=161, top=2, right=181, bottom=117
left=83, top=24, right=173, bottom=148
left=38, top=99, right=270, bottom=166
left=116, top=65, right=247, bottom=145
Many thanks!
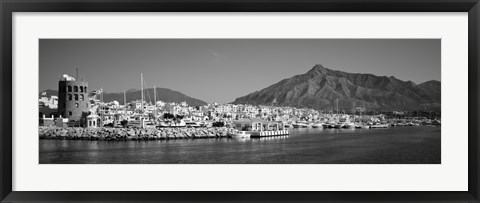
left=118, top=90, right=129, bottom=127
left=334, top=99, right=345, bottom=128
left=140, top=73, right=146, bottom=128
left=343, top=119, right=356, bottom=129
left=153, top=84, right=158, bottom=125
left=343, top=102, right=356, bottom=128
left=354, top=104, right=370, bottom=129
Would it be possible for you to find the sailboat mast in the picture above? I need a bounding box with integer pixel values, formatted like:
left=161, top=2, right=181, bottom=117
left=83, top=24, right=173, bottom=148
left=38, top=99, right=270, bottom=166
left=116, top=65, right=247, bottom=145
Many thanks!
left=360, top=103, right=362, bottom=117
left=124, top=90, right=126, bottom=118
left=141, top=73, right=143, bottom=114
left=336, top=98, right=338, bottom=114
left=336, top=98, right=339, bottom=121
left=154, top=85, right=157, bottom=117
left=353, top=102, right=355, bottom=116
left=101, top=87, right=103, bottom=126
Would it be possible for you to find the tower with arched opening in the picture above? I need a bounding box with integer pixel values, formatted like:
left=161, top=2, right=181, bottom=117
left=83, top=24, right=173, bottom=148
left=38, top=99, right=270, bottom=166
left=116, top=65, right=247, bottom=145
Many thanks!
left=57, top=74, right=89, bottom=123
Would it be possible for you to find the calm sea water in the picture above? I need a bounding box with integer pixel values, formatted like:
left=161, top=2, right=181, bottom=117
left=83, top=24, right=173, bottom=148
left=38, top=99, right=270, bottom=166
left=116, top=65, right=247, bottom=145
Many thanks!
left=39, top=126, right=441, bottom=164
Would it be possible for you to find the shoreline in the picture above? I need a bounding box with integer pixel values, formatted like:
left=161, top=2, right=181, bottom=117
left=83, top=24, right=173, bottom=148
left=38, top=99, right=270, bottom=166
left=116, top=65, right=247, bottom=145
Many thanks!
left=39, top=126, right=235, bottom=141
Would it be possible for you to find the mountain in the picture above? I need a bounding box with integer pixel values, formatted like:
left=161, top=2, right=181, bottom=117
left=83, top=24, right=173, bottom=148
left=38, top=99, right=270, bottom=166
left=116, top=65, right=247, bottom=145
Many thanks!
left=232, top=64, right=441, bottom=111
left=417, top=80, right=441, bottom=102
left=39, top=87, right=207, bottom=107
left=102, top=88, right=207, bottom=106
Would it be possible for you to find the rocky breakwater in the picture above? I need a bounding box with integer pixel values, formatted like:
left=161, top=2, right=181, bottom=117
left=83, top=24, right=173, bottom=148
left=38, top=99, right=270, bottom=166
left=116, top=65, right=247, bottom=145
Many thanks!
left=39, top=126, right=235, bottom=141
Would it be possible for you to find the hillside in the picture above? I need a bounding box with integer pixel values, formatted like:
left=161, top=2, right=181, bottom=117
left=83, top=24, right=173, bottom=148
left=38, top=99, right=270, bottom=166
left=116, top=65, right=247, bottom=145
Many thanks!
left=232, top=64, right=441, bottom=111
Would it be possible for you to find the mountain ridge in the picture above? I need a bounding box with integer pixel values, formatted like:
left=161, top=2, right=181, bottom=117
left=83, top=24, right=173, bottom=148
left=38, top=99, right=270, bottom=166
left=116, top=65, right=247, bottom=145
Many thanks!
left=40, top=87, right=207, bottom=107
left=232, top=64, right=440, bottom=111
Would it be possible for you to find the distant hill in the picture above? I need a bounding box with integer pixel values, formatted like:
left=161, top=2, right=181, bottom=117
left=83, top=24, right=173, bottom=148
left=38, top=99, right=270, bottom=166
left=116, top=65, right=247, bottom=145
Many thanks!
left=417, top=80, right=441, bottom=102
left=39, top=87, right=207, bottom=107
left=102, top=88, right=207, bottom=106
left=232, top=64, right=441, bottom=111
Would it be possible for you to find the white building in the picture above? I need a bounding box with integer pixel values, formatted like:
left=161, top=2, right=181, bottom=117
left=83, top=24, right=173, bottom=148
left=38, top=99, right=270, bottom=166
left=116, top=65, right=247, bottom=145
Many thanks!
left=87, top=114, right=99, bottom=128
left=38, top=94, right=58, bottom=109
left=156, top=101, right=166, bottom=107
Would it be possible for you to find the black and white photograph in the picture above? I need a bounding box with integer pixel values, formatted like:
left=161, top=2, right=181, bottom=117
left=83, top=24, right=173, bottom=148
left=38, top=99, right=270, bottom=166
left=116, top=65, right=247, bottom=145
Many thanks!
left=38, top=39, right=441, bottom=164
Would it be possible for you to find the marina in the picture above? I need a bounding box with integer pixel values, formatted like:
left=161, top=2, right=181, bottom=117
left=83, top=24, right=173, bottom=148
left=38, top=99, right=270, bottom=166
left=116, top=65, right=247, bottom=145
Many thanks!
left=39, top=73, right=441, bottom=141
left=38, top=39, right=442, bottom=165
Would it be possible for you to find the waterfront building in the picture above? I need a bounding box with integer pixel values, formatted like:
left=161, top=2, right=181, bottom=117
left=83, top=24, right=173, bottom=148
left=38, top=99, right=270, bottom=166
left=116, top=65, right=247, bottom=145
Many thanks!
left=55, top=116, right=68, bottom=128
left=40, top=115, right=55, bottom=127
left=234, top=118, right=268, bottom=131
left=39, top=93, right=58, bottom=108
left=169, top=105, right=182, bottom=115
left=39, top=93, right=58, bottom=118
left=39, top=101, right=58, bottom=118
left=180, top=101, right=188, bottom=107
left=146, top=105, right=155, bottom=112
left=87, top=114, right=99, bottom=128
left=134, top=101, right=142, bottom=109
left=109, top=100, right=120, bottom=108
left=233, top=118, right=286, bottom=132
left=57, top=74, right=89, bottom=124
left=156, top=101, right=166, bottom=107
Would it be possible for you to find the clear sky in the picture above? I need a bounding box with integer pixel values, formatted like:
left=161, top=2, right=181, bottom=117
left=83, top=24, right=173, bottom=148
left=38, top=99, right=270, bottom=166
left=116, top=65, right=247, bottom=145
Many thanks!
left=40, top=39, right=440, bottom=104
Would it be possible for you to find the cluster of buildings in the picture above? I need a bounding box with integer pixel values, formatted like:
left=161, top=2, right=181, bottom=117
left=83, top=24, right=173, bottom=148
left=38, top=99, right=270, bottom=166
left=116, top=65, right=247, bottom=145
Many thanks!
left=40, top=74, right=415, bottom=129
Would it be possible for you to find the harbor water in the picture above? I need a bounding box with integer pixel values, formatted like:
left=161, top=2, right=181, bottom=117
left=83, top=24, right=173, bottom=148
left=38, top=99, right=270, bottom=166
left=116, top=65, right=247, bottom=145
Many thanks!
left=39, top=126, right=440, bottom=164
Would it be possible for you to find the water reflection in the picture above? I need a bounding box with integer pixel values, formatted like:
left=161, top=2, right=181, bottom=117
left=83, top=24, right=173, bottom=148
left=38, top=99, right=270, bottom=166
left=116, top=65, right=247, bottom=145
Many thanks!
left=40, top=126, right=441, bottom=164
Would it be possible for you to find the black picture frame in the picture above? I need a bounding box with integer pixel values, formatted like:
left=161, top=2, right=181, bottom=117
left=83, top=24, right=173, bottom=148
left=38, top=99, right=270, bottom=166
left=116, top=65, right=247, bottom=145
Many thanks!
left=1, top=0, right=479, bottom=202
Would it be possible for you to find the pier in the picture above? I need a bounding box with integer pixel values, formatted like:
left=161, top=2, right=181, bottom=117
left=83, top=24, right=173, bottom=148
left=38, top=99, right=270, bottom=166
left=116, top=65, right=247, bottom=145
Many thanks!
left=39, top=126, right=235, bottom=141
left=250, top=130, right=290, bottom=138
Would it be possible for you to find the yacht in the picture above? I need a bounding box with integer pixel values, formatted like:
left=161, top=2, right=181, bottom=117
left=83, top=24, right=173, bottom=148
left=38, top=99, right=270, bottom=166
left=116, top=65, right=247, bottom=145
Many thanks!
left=355, top=123, right=370, bottom=129
left=292, top=122, right=308, bottom=128
left=324, top=122, right=336, bottom=128
left=343, top=122, right=356, bottom=129
left=311, top=123, right=324, bottom=128
left=370, top=123, right=389, bottom=128
left=228, top=130, right=251, bottom=138
left=335, top=122, right=345, bottom=129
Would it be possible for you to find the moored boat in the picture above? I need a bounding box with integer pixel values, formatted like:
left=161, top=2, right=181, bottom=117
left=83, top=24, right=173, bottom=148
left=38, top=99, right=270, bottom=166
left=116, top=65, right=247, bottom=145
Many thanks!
left=370, top=123, right=389, bottom=128
left=311, top=123, right=324, bottom=128
left=360, top=125, right=370, bottom=129
left=292, top=122, right=308, bottom=128
left=335, top=122, right=345, bottom=129
left=355, top=123, right=370, bottom=129
left=343, top=122, right=356, bottom=129
left=228, top=131, right=251, bottom=138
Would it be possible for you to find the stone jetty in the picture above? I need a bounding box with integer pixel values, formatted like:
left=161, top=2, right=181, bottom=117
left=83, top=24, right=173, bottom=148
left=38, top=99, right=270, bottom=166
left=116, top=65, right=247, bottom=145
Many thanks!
left=39, top=126, right=235, bottom=141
